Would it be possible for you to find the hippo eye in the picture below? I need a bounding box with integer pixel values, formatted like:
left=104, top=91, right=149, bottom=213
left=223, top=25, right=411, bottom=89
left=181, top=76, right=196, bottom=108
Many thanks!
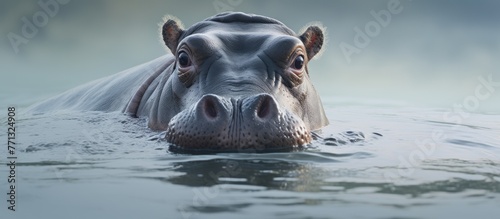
left=292, top=55, right=304, bottom=70
left=178, top=51, right=191, bottom=68
left=285, top=54, right=305, bottom=87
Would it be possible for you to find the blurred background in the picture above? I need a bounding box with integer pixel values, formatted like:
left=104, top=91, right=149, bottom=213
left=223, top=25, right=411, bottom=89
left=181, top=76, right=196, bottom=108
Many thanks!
left=1, top=0, right=499, bottom=112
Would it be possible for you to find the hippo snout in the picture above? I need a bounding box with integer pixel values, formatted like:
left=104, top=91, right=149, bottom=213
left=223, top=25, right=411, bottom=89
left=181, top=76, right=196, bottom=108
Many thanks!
left=165, top=94, right=311, bottom=152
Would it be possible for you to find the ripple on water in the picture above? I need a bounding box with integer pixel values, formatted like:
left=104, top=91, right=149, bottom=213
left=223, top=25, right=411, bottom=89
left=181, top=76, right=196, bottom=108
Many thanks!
left=447, top=139, right=497, bottom=149
left=315, top=130, right=383, bottom=146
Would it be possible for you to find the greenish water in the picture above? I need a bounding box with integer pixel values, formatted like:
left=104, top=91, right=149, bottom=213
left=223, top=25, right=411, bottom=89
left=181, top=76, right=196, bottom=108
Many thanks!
left=1, top=101, right=499, bottom=219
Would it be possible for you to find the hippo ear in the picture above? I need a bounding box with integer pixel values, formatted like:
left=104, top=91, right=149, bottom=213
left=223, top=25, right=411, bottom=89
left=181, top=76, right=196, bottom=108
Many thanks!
left=299, top=25, right=324, bottom=60
left=161, top=17, right=184, bottom=54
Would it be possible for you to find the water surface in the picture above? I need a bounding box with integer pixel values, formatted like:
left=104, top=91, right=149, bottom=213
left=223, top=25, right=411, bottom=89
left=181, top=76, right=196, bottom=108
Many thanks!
left=1, top=100, right=499, bottom=219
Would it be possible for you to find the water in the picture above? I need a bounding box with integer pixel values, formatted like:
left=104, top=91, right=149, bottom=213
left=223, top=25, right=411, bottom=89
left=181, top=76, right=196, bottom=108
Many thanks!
left=1, top=99, right=499, bottom=219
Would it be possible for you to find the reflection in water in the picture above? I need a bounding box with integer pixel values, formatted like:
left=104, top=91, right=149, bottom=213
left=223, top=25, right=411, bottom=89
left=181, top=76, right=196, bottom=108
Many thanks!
left=167, top=159, right=306, bottom=189
left=162, top=158, right=500, bottom=194
left=153, top=157, right=500, bottom=216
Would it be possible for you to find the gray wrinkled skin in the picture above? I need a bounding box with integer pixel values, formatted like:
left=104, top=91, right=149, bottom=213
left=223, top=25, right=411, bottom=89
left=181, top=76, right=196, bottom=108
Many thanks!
left=27, top=12, right=329, bottom=153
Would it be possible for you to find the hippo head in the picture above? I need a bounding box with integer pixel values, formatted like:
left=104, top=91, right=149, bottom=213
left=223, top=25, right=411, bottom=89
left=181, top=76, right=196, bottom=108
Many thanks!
left=149, top=12, right=328, bottom=153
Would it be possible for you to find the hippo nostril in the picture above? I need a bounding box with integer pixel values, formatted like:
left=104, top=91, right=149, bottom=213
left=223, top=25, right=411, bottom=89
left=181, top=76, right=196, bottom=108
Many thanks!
left=204, top=97, right=218, bottom=119
left=257, top=96, right=272, bottom=118
left=254, top=95, right=279, bottom=120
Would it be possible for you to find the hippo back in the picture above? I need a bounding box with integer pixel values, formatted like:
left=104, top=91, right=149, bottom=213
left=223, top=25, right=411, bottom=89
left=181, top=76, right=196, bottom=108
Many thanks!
left=26, top=55, right=173, bottom=113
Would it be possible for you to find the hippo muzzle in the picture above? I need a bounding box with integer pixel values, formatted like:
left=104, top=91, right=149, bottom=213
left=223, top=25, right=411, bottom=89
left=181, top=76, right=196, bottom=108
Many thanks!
left=166, top=94, right=311, bottom=152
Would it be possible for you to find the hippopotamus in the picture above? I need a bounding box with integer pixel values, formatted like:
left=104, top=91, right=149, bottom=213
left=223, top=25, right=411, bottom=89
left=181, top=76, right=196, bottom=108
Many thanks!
left=28, top=12, right=329, bottom=153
